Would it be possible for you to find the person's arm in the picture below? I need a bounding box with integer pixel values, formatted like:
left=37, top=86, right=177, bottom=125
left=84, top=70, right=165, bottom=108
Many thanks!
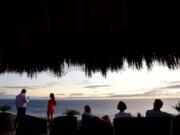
left=47, top=100, right=51, bottom=110
left=163, top=112, right=173, bottom=118
left=23, top=95, right=29, bottom=103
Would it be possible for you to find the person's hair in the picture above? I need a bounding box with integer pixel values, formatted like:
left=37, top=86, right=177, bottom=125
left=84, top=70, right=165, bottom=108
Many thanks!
left=21, top=89, right=26, bottom=94
left=84, top=105, right=91, bottom=113
left=50, top=93, right=56, bottom=105
left=117, top=101, right=127, bottom=112
left=153, top=99, right=163, bottom=110
left=50, top=93, right=55, bottom=99
left=102, top=115, right=110, bottom=121
left=137, top=112, right=142, bottom=118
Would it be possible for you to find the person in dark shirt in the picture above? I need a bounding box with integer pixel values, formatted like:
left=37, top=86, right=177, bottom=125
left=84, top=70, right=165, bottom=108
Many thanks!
left=146, top=99, right=172, bottom=118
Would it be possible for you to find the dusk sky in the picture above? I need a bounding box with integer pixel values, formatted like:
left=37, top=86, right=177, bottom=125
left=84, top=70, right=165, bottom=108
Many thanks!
left=1, top=62, right=180, bottom=99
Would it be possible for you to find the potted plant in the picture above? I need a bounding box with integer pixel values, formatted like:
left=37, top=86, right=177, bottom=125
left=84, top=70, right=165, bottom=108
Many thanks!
left=63, top=109, right=80, bottom=117
left=172, top=102, right=180, bottom=118
left=0, top=105, right=13, bottom=134
left=51, top=109, right=80, bottom=135
left=0, top=105, right=12, bottom=113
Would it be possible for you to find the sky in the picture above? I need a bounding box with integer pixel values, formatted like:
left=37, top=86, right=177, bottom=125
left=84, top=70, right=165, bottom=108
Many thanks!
left=0, top=62, right=180, bottom=99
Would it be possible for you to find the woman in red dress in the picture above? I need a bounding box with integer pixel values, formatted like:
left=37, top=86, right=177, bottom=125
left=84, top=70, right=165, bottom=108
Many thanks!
left=47, top=93, right=56, bottom=120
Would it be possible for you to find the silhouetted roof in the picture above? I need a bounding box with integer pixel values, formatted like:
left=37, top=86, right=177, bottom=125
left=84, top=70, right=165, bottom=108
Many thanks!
left=0, top=0, right=178, bottom=77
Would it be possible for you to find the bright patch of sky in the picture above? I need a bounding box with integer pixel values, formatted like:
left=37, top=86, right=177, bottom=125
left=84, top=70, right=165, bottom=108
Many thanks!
left=0, top=62, right=180, bottom=99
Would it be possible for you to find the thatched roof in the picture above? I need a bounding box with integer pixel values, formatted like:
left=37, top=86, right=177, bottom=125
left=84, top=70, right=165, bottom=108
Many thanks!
left=0, top=0, right=178, bottom=77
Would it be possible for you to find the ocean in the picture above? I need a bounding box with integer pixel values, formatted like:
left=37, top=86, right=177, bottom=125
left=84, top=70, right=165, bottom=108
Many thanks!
left=0, top=98, right=180, bottom=120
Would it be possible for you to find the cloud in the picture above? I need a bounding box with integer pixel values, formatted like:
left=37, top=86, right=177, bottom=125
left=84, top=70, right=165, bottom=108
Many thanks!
left=161, top=84, right=180, bottom=89
left=84, top=85, right=111, bottom=89
left=0, top=91, right=15, bottom=98
left=161, top=81, right=180, bottom=85
left=0, top=91, right=6, bottom=95
left=107, top=93, right=145, bottom=98
left=76, top=80, right=90, bottom=85
left=0, top=86, right=36, bottom=89
left=106, top=89, right=168, bottom=98
left=70, top=93, right=84, bottom=96
left=143, top=89, right=165, bottom=95
left=55, top=93, right=65, bottom=96
left=0, top=82, right=59, bottom=90
left=159, top=81, right=180, bottom=89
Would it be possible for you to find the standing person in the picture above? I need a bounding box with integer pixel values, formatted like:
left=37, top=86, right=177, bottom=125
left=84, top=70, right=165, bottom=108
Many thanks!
left=145, top=99, right=172, bottom=117
left=14, top=89, right=29, bottom=128
left=47, top=93, right=56, bottom=120
left=115, top=101, right=132, bottom=118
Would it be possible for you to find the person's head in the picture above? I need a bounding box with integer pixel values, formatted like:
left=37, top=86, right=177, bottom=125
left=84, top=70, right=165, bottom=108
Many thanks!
left=117, top=101, right=127, bottom=112
left=21, top=89, right=26, bottom=94
left=84, top=105, right=91, bottom=113
left=137, top=112, right=142, bottom=118
left=102, top=115, right=110, bottom=121
left=50, top=93, right=55, bottom=99
left=153, top=99, right=163, bottom=110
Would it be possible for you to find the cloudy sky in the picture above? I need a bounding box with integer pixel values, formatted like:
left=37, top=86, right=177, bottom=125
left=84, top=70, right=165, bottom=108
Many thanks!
left=0, top=62, right=180, bottom=99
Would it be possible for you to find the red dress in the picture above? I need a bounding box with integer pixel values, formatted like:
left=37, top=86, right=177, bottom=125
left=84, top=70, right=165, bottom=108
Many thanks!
left=47, top=99, right=56, bottom=116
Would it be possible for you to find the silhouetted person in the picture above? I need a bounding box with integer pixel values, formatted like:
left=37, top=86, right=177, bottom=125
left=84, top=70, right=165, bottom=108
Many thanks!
left=82, top=105, right=95, bottom=118
left=47, top=93, right=56, bottom=120
left=82, top=105, right=112, bottom=125
left=82, top=105, right=113, bottom=135
left=137, top=112, right=142, bottom=118
left=14, top=89, right=29, bottom=128
left=146, top=99, right=172, bottom=117
left=102, top=115, right=113, bottom=127
left=115, top=101, right=132, bottom=118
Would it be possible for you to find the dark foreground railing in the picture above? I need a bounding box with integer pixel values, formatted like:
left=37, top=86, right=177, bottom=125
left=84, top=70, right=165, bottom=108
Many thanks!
left=50, top=116, right=78, bottom=135
left=114, top=117, right=180, bottom=135
left=15, top=115, right=47, bottom=135
left=4, top=115, right=179, bottom=135
left=0, top=113, right=13, bottom=134
left=80, top=115, right=113, bottom=135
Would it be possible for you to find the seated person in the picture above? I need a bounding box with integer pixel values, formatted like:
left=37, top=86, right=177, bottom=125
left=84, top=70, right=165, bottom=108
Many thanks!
left=115, top=101, right=132, bottom=118
left=82, top=105, right=95, bottom=118
left=145, top=99, right=172, bottom=118
left=82, top=105, right=112, bottom=126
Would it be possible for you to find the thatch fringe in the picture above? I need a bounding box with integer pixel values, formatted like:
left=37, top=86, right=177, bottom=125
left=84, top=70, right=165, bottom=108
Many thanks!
left=0, top=44, right=180, bottom=77
left=0, top=0, right=178, bottom=77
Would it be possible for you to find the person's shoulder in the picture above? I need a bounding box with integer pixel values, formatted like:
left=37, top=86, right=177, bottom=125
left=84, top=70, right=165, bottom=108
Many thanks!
left=126, top=112, right=132, bottom=117
left=146, top=109, right=153, bottom=112
left=146, top=109, right=153, bottom=114
left=48, top=99, right=51, bottom=102
left=115, top=112, right=120, bottom=118
left=145, top=109, right=153, bottom=117
left=162, top=111, right=173, bottom=117
left=16, top=93, right=21, bottom=98
left=82, top=112, right=95, bottom=118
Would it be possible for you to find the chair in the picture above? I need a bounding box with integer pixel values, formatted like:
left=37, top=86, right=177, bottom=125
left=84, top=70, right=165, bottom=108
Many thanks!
left=15, top=115, right=47, bottom=135
left=50, top=116, right=78, bottom=135
left=113, top=118, right=145, bottom=135
left=0, top=113, right=13, bottom=134
left=145, top=117, right=171, bottom=135
left=173, top=116, right=180, bottom=135
left=113, top=117, right=171, bottom=135
left=80, top=115, right=113, bottom=135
